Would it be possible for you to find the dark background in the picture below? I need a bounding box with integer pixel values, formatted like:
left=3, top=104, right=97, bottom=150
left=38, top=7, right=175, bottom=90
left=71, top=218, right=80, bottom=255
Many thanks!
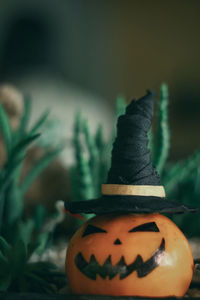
left=0, top=0, right=199, bottom=160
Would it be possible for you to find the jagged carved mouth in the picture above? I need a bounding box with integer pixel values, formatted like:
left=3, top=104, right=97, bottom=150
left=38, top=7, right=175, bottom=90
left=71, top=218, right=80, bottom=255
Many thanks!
left=75, top=238, right=165, bottom=280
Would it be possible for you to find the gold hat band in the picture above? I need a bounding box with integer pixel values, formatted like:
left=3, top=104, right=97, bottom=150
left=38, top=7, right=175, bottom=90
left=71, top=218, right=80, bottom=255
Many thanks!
left=102, top=184, right=166, bottom=198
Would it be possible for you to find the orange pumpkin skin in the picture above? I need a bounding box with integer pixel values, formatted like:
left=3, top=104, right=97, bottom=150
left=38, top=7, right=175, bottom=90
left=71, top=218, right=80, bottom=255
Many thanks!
left=66, top=214, right=193, bottom=297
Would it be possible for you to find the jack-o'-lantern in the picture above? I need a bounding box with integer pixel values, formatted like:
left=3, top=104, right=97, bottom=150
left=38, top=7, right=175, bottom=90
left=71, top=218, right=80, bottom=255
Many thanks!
left=66, top=213, right=193, bottom=297
left=65, top=91, right=196, bottom=297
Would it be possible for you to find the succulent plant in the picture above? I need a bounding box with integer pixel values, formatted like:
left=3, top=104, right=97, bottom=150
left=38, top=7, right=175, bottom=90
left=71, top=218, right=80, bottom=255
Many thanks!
left=0, top=96, right=65, bottom=292
left=0, top=236, right=65, bottom=293
left=70, top=96, right=126, bottom=221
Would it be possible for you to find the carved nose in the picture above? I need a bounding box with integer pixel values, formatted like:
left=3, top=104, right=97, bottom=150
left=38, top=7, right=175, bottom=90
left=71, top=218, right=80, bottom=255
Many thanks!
left=114, top=238, right=122, bottom=245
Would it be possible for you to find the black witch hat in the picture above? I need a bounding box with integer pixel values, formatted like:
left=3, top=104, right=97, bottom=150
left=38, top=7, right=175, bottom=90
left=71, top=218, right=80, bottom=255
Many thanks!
left=65, top=91, right=196, bottom=215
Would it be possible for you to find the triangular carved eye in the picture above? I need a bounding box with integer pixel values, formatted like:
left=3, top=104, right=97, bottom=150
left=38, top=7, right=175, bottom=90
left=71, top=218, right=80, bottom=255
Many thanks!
left=82, top=224, right=107, bottom=237
left=129, top=222, right=160, bottom=233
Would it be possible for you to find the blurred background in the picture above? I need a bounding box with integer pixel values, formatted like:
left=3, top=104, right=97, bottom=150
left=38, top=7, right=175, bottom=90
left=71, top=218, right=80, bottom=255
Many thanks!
left=0, top=0, right=199, bottom=160
left=0, top=2, right=200, bottom=292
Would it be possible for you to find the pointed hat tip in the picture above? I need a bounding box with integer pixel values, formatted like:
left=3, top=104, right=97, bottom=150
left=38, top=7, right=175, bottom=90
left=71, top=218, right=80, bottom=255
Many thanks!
left=139, top=89, right=155, bottom=104
left=146, top=89, right=155, bottom=96
left=126, top=90, right=155, bottom=118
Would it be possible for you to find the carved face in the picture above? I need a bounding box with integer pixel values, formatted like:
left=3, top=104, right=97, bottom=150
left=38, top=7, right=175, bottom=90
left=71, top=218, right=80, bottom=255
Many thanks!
left=66, top=214, right=193, bottom=297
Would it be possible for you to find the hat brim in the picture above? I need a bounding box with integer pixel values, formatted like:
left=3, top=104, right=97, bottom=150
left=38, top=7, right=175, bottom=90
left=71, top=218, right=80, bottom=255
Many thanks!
left=64, top=195, right=197, bottom=215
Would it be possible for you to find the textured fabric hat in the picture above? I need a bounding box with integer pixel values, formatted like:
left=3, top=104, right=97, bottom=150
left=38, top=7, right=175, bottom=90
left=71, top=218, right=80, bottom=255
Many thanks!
left=65, top=91, right=196, bottom=215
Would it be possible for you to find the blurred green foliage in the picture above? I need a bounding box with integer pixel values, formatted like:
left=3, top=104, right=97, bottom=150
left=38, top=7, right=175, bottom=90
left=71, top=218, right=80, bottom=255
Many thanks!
left=70, top=97, right=126, bottom=221
left=0, top=98, right=65, bottom=293
left=70, top=84, right=200, bottom=236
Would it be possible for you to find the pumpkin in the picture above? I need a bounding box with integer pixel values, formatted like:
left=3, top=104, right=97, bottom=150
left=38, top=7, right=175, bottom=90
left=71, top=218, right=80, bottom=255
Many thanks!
left=66, top=213, right=193, bottom=297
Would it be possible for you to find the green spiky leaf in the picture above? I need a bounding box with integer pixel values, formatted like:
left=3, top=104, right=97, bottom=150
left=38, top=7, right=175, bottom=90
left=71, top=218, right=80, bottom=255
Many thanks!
left=17, top=219, right=35, bottom=246
left=29, top=110, right=50, bottom=136
left=33, top=205, right=47, bottom=232
left=95, top=125, right=104, bottom=151
left=17, top=96, right=31, bottom=137
left=0, top=236, right=11, bottom=259
left=0, top=103, right=12, bottom=158
left=12, top=133, right=40, bottom=155
left=153, top=83, right=170, bottom=174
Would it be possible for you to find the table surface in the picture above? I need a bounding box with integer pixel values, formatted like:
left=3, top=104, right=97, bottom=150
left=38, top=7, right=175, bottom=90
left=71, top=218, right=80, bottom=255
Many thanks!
left=0, top=293, right=196, bottom=300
